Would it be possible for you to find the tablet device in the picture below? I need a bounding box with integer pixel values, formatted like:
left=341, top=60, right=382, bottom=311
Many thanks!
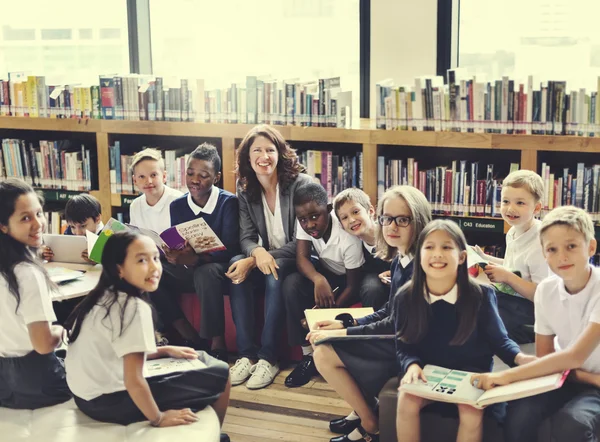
left=43, top=234, right=88, bottom=264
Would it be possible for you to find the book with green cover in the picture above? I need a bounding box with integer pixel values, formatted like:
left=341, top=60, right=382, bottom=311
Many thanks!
left=87, top=218, right=128, bottom=263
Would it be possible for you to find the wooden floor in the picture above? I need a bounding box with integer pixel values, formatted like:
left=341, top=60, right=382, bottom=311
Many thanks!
left=223, top=367, right=352, bottom=442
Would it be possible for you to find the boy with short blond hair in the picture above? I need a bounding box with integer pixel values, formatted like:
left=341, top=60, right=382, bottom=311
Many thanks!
left=334, top=188, right=390, bottom=309
left=129, top=148, right=182, bottom=233
left=472, top=206, right=600, bottom=442
left=474, top=169, right=551, bottom=343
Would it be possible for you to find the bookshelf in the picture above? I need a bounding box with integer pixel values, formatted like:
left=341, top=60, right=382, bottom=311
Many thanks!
left=4, top=116, right=600, bottom=235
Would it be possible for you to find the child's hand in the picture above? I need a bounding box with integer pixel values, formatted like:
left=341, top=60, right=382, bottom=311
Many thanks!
left=81, top=249, right=95, bottom=263
left=514, top=353, right=537, bottom=365
left=158, top=409, right=199, bottom=427
left=379, top=270, right=391, bottom=285
left=483, top=263, right=513, bottom=284
left=225, top=257, right=255, bottom=284
left=400, top=364, right=428, bottom=385
left=315, top=319, right=344, bottom=330
left=314, top=276, right=335, bottom=308
left=163, top=243, right=199, bottom=267
left=472, top=245, right=486, bottom=258
left=253, top=248, right=279, bottom=280
left=470, top=372, right=508, bottom=391
left=41, top=246, right=54, bottom=262
left=306, top=329, right=346, bottom=345
left=164, top=346, right=198, bottom=359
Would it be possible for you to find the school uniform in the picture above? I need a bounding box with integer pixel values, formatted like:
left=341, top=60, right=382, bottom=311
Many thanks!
left=129, top=186, right=183, bottom=233
left=358, top=241, right=392, bottom=312
left=155, top=186, right=240, bottom=340
left=0, top=263, right=71, bottom=409
left=497, top=219, right=551, bottom=344
left=394, top=284, right=520, bottom=422
left=65, top=290, right=229, bottom=425
left=331, top=254, right=414, bottom=409
left=504, top=268, right=600, bottom=442
left=229, top=174, right=311, bottom=363
left=282, top=211, right=365, bottom=346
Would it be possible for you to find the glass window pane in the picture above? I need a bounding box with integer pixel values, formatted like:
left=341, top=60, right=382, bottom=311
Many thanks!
left=0, top=0, right=129, bottom=85
left=459, top=0, right=600, bottom=89
left=150, top=0, right=360, bottom=114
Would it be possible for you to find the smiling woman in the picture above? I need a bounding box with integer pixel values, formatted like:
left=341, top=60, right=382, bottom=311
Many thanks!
left=226, top=125, right=311, bottom=390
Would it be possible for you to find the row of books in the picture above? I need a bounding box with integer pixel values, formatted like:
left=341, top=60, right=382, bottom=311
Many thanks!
left=539, top=162, right=600, bottom=219
left=377, top=158, right=520, bottom=217
left=45, top=211, right=68, bottom=235
left=0, top=139, right=92, bottom=190
left=0, top=73, right=351, bottom=128
left=108, top=141, right=188, bottom=195
left=376, top=73, right=600, bottom=136
left=299, top=150, right=363, bottom=201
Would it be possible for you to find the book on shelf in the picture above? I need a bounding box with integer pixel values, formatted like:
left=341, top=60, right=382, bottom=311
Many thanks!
left=375, top=72, right=600, bottom=137
left=0, top=138, right=92, bottom=190
left=0, top=72, right=351, bottom=128
left=44, top=211, right=67, bottom=235
left=377, top=156, right=519, bottom=217
left=299, top=150, right=363, bottom=201
left=400, top=364, right=568, bottom=409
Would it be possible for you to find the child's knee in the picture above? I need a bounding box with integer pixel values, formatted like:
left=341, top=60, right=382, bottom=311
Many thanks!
left=312, top=344, right=335, bottom=368
left=457, top=404, right=484, bottom=426
left=397, top=392, right=425, bottom=417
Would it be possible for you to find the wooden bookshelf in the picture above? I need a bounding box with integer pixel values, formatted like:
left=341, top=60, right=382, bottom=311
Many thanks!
left=1, top=116, right=596, bottom=230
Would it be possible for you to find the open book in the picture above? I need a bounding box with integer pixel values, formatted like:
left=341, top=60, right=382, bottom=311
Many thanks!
left=144, top=357, right=207, bottom=378
left=467, top=247, right=521, bottom=296
left=400, top=365, right=568, bottom=408
left=304, top=307, right=374, bottom=331
left=127, top=218, right=225, bottom=254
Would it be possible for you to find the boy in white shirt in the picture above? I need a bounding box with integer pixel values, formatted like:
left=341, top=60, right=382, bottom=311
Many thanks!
left=282, top=182, right=365, bottom=387
left=473, top=170, right=551, bottom=343
left=129, top=148, right=183, bottom=233
left=471, top=206, right=600, bottom=442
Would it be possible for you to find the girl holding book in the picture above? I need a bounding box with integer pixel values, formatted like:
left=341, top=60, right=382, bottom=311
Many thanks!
left=307, top=186, right=432, bottom=442
left=226, top=125, right=311, bottom=390
left=0, top=178, right=71, bottom=409
left=64, top=231, right=231, bottom=433
left=394, top=220, right=533, bottom=442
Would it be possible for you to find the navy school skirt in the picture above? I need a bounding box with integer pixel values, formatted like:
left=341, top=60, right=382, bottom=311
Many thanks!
left=73, top=351, right=229, bottom=425
left=0, top=350, right=71, bottom=409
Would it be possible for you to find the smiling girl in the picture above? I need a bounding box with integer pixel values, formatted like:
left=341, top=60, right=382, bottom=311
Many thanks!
left=0, top=179, right=71, bottom=409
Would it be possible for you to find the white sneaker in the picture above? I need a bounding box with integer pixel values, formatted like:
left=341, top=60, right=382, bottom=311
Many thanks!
left=246, top=359, right=280, bottom=390
left=230, top=357, right=253, bottom=386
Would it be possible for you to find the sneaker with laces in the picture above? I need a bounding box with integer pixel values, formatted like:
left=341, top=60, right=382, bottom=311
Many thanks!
left=246, top=359, right=280, bottom=390
left=230, top=357, right=253, bottom=386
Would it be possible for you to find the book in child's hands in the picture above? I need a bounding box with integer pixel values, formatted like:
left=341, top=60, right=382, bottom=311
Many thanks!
left=128, top=217, right=226, bottom=254
left=400, top=365, right=568, bottom=409
left=304, top=307, right=374, bottom=331
left=144, top=357, right=207, bottom=378
left=467, top=246, right=522, bottom=296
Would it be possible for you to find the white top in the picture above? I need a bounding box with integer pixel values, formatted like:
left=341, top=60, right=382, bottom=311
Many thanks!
left=503, top=219, right=551, bottom=297
left=129, top=186, right=183, bottom=233
left=534, top=267, right=600, bottom=373
left=426, top=284, right=458, bottom=305
left=187, top=186, right=219, bottom=216
left=261, top=185, right=286, bottom=250
left=65, top=291, right=157, bottom=400
left=296, top=211, right=365, bottom=275
left=0, top=263, right=56, bottom=357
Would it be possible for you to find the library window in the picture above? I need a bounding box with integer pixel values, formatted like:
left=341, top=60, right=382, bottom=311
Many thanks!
left=0, top=0, right=129, bottom=85
left=457, top=0, right=600, bottom=90
left=150, top=0, right=360, bottom=114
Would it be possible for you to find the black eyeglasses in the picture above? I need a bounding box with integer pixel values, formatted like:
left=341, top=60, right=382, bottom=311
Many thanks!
left=378, top=215, right=412, bottom=227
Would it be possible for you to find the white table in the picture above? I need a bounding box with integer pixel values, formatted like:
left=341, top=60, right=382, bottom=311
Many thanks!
left=45, top=262, right=102, bottom=301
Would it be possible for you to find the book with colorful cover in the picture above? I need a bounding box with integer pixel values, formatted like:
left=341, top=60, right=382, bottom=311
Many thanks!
left=400, top=365, right=568, bottom=408
left=467, top=246, right=521, bottom=296
left=88, top=218, right=128, bottom=263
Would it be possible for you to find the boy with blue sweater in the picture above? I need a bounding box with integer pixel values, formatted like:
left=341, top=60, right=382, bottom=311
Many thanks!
left=157, top=143, right=239, bottom=360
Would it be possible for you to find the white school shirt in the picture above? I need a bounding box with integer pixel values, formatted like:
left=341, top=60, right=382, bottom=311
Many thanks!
left=503, top=219, right=551, bottom=297
left=261, top=185, right=286, bottom=250
left=296, top=211, right=365, bottom=275
left=0, top=263, right=57, bottom=357
left=65, top=291, right=157, bottom=401
left=534, top=267, right=600, bottom=373
left=129, top=186, right=183, bottom=233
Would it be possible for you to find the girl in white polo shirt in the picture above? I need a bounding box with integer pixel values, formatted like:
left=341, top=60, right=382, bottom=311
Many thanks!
left=0, top=179, right=71, bottom=409
left=64, top=231, right=231, bottom=430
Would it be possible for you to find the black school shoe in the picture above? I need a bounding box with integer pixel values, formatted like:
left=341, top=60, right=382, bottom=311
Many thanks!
left=284, top=355, right=318, bottom=388
left=220, top=433, right=230, bottom=442
left=330, top=427, right=379, bottom=442
left=329, top=416, right=362, bottom=434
